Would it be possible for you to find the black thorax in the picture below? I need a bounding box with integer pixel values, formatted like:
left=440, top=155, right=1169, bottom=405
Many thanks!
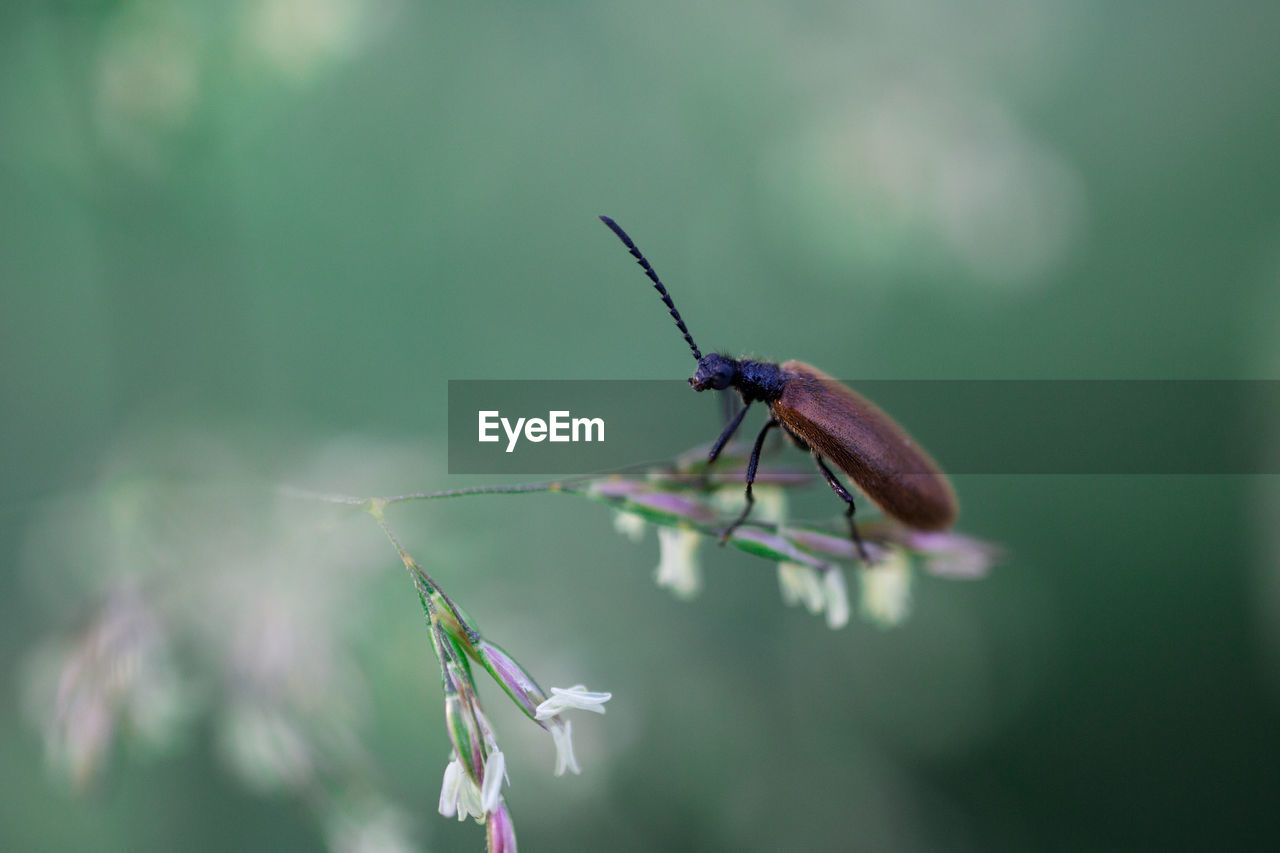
left=734, top=359, right=786, bottom=403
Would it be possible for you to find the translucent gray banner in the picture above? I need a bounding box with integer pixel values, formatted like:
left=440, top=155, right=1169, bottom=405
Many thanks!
left=447, top=380, right=1277, bottom=475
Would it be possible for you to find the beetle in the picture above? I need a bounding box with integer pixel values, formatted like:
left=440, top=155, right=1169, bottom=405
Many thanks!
left=600, top=215, right=957, bottom=560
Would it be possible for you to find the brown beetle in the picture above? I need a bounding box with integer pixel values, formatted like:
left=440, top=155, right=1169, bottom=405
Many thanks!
left=601, top=215, right=957, bottom=560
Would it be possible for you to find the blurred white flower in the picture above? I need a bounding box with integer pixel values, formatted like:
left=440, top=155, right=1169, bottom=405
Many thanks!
left=219, top=701, right=315, bottom=793
left=96, top=6, right=200, bottom=132
left=241, top=0, right=369, bottom=80
left=777, top=562, right=850, bottom=629
left=655, top=527, right=702, bottom=599
left=763, top=81, right=1084, bottom=288
left=822, top=567, right=851, bottom=629
left=612, top=510, right=646, bottom=542
left=777, top=561, right=826, bottom=613
left=23, top=583, right=190, bottom=788
left=324, top=798, right=415, bottom=853
left=859, top=549, right=914, bottom=628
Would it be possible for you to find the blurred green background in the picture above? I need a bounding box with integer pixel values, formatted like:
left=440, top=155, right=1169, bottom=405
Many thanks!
left=3, top=1, right=1280, bottom=851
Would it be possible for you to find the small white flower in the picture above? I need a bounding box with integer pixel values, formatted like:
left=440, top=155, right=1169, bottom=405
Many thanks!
left=777, top=562, right=850, bottom=629
left=480, top=751, right=506, bottom=813
left=534, top=685, right=612, bottom=720
left=535, top=686, right=609, bottom=776
left=860, top=549, right=913, bottom=627
left=438, top=753, right=486, bottom=821
left=323, top=799, right=415, bottom=853
left=455, top=771, right=485, bottom=822
left=655, top=527, right=702, bottom=599
left=612, top=510, right=646, bottom=542
left=437, top=756, right=462, bottom=818
left=547, top=719, right=580, bottom=776
left=822, top=567, right=850, bottom=630
left=777, top=562, right=825, bottom=613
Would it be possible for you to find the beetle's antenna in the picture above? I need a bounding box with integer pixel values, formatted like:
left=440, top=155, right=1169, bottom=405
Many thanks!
left=600, top=215, right=702, bottom=361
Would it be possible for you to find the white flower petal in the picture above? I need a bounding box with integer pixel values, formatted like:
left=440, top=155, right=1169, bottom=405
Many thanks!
left=535, top=684, right=612, bottom=719
left=777, top=562, right=824, bottom=612
left=655, top=527, right=702, bottom=600
left=776, top=562, right=805, bottom=606
left=480, top=751, right=506, bottom=813
left=456, top=773, right=485, bottom=822
left=860, top=549, right=913, bottom=627
left=613, top=511, right=646, bottom=542
left=822, top=568, right=850, bottom=629
left=548, top=719, right=580, bottom=776
left=438, top=757, right=462, bottom=818
left=439, top=752, right=487, bottom=823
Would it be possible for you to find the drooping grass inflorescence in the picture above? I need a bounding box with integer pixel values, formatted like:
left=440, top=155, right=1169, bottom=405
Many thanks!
left=324, top=440, right=998, bottom=850
left=364, top=500, right=612, bottom=848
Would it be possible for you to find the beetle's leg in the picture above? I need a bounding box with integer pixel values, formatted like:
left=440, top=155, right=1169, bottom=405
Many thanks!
left=718, top=389, right=737, bottom=428
left=719, top=418, right=778, bottom=544
left=812, top=454, right=871, bottom=563
left=701, top=400, right=751, bottom=489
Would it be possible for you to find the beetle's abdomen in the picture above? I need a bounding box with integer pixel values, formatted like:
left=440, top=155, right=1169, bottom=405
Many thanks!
left=771, top=361, right=957, bottom=530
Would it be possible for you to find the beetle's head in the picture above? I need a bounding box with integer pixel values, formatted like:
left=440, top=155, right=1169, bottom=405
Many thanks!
left=690, top=353, right=738, bottom=392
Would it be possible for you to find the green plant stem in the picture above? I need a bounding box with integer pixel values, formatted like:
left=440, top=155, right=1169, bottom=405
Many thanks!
left=370, top=512, right=482, bottom=644
left=379, top=481, right=581, bottom=505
